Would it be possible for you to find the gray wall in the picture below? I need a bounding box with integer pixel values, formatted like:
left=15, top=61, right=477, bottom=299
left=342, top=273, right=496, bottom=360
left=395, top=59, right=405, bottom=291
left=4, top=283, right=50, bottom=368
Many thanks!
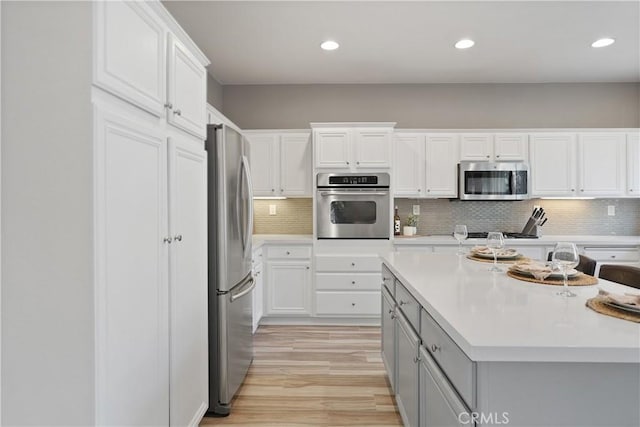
left=207, top=73, right=223, bottom=110
left=2, top=2, right=94, bottom=424
left=222, top=83, right=640, bottom=129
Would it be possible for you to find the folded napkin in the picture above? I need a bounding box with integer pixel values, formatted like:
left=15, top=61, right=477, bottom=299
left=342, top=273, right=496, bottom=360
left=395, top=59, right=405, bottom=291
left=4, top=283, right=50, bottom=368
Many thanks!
left=598, top=289, right=640, bottom=307
left=509, top=260, right=552, bottom=274
left=472, top=246, right=518, bottom=257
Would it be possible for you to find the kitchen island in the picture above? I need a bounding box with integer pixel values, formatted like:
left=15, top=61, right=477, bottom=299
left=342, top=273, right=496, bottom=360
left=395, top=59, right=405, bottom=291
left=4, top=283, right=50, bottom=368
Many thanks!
left=382, top=251, right=640, bottom=427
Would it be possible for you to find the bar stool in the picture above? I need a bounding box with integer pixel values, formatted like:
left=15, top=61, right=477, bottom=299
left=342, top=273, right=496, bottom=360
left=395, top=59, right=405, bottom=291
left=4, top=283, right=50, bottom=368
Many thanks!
left=547, top=253, right=597, bottom=277
left=598, top=265, right=640, bottom=289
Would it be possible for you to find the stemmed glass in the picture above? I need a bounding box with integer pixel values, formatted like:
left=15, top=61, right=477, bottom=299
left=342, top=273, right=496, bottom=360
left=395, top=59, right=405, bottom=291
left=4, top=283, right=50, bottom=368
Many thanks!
left=552, top=242, right=579, bottom=297
left=453, top=225, right=468, bottom=255
left=486, top=232, right=505, bottom=272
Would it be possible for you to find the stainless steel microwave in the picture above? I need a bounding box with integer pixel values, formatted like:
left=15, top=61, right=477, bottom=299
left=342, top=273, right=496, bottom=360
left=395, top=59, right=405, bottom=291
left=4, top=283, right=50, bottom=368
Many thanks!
left=458, top=161, right=529, bottom=200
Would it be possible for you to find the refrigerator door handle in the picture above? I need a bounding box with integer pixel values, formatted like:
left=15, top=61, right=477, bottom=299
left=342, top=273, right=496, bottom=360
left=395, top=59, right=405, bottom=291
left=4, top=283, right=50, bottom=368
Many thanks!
left=240, top=155, right=254, bottom=256
left=230, top=273, right=255, bottom=302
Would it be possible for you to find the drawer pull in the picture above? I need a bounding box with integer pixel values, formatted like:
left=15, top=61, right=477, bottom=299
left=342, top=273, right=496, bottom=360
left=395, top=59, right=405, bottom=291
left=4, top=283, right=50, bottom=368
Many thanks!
left=351, top=303, right=356, bottom=307
left=351, top=281, right=356, bottom=285
left=286, top=251, right=291, bottom=255
left=413, top=356, right=421, bottom=363
left=390, top=313, right=396, bottom=319
left=431, top=344, right=440, bottom=353
left=351, top=262, right=356, bottom=267
left=611, top=255, right=616, bottom=259
left=399, top=300, right=408, bottom=306
left=388, top=309, right=394, bottom=314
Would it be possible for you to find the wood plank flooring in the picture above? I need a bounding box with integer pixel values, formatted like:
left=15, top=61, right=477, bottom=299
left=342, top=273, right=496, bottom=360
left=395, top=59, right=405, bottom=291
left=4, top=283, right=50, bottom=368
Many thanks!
left=200, top=325, right=403, bottom=426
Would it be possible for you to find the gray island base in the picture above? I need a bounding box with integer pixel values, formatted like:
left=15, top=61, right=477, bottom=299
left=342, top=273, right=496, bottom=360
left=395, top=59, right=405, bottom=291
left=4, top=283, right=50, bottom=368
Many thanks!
left=381, top=252, right=640, bottom=427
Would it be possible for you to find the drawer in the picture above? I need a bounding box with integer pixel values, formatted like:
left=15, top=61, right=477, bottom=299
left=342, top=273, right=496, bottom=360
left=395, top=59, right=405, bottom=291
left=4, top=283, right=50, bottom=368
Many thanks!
left=420, top=308, right=475, bottom=409
left=315, top=255, right=381, bottom=272
left=266, top=245, right=312, bottom=259
left=316, top=291, right=381, bottom=316
left=316, top=273, right=381, bottom=291
left=395, top=281, right=420, bottom=332
left=582, top=247, right=639, bottom=262
left=382, top=264, right=396, bottom=297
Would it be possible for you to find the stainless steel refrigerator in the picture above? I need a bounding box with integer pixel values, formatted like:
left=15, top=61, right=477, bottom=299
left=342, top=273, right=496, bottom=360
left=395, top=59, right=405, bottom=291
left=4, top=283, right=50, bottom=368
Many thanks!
left=205, top=124, right=254, bottom=416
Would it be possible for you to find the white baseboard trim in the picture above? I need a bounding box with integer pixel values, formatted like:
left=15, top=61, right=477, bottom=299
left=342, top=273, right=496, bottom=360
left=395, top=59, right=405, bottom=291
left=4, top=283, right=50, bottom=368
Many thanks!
left=259, top=316, right=380, bottom=327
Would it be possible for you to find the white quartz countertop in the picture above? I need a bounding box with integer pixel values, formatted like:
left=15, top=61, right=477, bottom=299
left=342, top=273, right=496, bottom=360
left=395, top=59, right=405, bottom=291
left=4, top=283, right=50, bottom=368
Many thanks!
left=253, top=234, right=313, bottom=250
left=393, top=235, right=640, bottom=246
left=382, top=252, right=640, bottom=363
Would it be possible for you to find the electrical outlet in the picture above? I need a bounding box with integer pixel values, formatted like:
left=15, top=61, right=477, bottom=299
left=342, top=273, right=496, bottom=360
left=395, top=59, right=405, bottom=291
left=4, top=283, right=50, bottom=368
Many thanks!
left=607, top=205, right=615, bottom=216
left=413, top=205, right=420, bottom=215
left=269, top=204, right=277, bottom=215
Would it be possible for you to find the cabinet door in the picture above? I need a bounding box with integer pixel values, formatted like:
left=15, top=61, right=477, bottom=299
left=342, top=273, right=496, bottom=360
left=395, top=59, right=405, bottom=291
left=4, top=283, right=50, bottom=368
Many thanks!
left=252, top=264, right=263, bottom=333
left=94, top=1, right=166, bottom=116
left=578, top=133, right=625, bottom=197
left=167, top=35, right=207, bottom=139
left=168, top=137, right=208, bottom=426
left=425, top=134, right=459, bottom=197
left=314, top=130, right=351, bottom=169
left=530, top=133, right=577, bottom=197
left=247, top=134, right=279, bottom=196
left=95, top=108, right=169, bottom=426
left=354, top=129, right=392, bottom=169
left=266, top=261, right=311, bottom=315
left=396, top=312, right=420, bottom=427
left=381, top=289, right=396, bottom=393
left=394, top=134, right=425, bottom=197
left=494, top=133, right=528, bottom=161
left=459, top=134, right=493, bottom=161
left=628, top=133, right=640, bottom=196
left=280, top=133, right=312, bottom=196
left=419, top=347, right=470, bottom=427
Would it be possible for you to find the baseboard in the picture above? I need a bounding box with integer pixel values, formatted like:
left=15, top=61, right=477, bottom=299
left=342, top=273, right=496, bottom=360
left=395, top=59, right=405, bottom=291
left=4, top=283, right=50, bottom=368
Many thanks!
left=259, top=316, right=381, bottom=326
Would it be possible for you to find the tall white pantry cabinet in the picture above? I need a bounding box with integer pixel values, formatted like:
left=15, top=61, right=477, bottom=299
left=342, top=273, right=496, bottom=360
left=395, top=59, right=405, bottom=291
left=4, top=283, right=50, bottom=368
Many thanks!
left=2, top=1, right=209, bottom=426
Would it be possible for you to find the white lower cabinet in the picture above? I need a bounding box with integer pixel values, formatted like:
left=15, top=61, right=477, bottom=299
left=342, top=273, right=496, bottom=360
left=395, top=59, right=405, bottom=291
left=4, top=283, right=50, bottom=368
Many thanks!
left=264, top=244, right=312, bottom=317
left=315, top=254, right=382, bottom=317
left=396, top=311, right=420, bottom=427
left=252, top=248, right=264, bottom=333
left=95, top=106, right=208, bottom=426
left=419, top=347, right=470, bottom=427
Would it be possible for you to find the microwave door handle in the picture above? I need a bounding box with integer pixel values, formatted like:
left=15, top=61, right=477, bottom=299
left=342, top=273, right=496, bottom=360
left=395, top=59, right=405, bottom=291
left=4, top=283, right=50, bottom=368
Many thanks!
left=319, top=191, right=388, bottom=197
left=511, top=171, right=517, bottom=195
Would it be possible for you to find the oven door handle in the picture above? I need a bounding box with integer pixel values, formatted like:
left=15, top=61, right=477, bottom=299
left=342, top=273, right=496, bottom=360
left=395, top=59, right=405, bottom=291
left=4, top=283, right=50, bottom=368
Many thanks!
left=319, top=191, right=389, bottom=197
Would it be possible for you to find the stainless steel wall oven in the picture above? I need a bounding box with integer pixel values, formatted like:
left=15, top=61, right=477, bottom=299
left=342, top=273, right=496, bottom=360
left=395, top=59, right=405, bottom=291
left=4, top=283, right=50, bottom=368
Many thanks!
left=316, top=173, right=390, bottom=239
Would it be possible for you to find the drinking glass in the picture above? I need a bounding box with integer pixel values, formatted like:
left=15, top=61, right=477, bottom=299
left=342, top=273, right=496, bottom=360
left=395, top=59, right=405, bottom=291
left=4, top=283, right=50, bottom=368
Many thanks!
left=486, top=232, right=505, bottom=272
left=552, top=242, right=579, bottom=297
left=453, top=225, right=468, bottom=255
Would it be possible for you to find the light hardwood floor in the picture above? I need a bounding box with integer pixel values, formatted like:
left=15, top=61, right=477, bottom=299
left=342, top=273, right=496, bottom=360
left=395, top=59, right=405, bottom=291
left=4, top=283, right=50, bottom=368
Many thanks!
left=201, top=325, right=403, bottom=427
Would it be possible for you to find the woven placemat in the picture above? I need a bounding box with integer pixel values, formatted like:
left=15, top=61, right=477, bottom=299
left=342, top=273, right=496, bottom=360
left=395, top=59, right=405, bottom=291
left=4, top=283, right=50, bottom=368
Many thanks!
left=507, top=270, right=598, bottom=286
left=586, top=297, right=640, bottom=323
left=466, top=254, right=528, bottom=264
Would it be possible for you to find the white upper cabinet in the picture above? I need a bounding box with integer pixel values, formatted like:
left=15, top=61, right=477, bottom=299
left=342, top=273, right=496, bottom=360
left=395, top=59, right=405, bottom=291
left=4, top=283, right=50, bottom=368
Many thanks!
left=280, top=134, right=313, bottom=196
left=393, top=134, right=425, bottom=197
left=460, top=133, right=527, bottom=161
left=312, top=124, right=394, bottom=171
left=247, top=132, right=312, bottom=197
left=94, top=1, right=166, bottom=117
left=530, top=133, right=577, bottom=197
left=95, top=2, right=209, bottom=139
left=425, top=134, right=459, bottom=197
left=626, top=132, right=640, bottom=197
left=167, top=35, right=207, bottom=139
left=459, top=134, right=493, bottom=161
left=577, top=133, right=625, bottom=197
left=494, top=133, right=528, bottom=161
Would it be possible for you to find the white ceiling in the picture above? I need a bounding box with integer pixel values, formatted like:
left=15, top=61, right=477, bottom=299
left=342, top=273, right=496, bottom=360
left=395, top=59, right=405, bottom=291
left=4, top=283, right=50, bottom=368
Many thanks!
left=162, top=1, right=640, bottom=85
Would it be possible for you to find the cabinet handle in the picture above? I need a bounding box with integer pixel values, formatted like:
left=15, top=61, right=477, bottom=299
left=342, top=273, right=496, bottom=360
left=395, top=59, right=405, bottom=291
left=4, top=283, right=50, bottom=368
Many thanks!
left=486, top=155, right=490, bottom=158
left=399, top=300, right=408, bottom=306
left=390, top=313, right=396, bottom=319
left=581, top=189, right=584, bottom=192
left=413, top=356, right=421, bottom=363
left=271, top=189, right=275, bottom=192
left=346, top=161, right=350, bottom=165
left=382, top=277, right=387, bottom=282
left=280, top=189, right=283, bottom=192
left=351, top=303, right=356, bottom=307
left=496, top=155, right=500, bottom=158
left=431, top=344, right=440, bottom=353
left=174, top=234, right=183, bottom=242
left=630, top=189, right=634, bottom=192
left=611, top=255, right=616, bottom=259
left=427, top=189, right=431, bottom=192
left=351, top=262, right=356, bottom=267
left=417, top=189, right=421, bottom=192
left=173, top=109, right=182, bottom=116
left=388, top=309, right=393, bottom=314
left=163, top=237, right=173, bottom=244
left=351, top=281, right=356, bottom=285
left=286, top=251, right=291, bottom=255
left=356, top=161, right=360, bottom=165
left=571, top=189, right=575, bottom=192
left=306, top=266, right=310, bottom=270
left=164, top=102, right=173, bottom=109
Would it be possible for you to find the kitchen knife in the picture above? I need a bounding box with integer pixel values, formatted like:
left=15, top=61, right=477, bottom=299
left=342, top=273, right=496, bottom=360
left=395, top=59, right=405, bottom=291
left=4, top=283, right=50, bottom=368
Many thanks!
left=540, top=217, right=548, bottom=226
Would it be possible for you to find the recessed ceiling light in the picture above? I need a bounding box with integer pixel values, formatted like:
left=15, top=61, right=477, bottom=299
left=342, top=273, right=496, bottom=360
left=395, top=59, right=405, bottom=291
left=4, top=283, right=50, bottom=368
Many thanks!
left=455, top=39, right=475, bottom=49
left=320, top=40, right=339, bottom=51
left=591, top=38, right=615, bottom=48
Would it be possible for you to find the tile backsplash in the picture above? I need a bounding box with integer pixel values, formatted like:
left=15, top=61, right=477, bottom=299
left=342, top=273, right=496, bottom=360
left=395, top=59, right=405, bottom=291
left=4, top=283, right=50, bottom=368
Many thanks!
left=253, top=198, right=313, bottom=235
left=394, top=198, right=640, bottom=236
